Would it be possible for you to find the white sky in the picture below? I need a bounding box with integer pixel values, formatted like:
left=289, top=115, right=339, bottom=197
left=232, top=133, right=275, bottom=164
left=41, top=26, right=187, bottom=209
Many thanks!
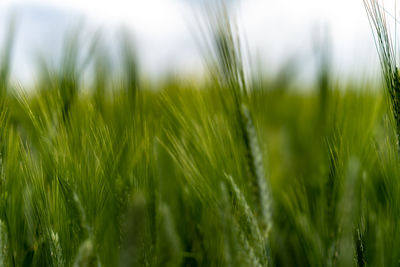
left=0, top=0, right=386, bottom=83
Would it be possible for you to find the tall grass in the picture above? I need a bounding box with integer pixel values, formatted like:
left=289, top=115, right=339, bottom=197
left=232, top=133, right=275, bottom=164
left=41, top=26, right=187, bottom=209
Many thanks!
left=0, top=1, right=397, bottom=266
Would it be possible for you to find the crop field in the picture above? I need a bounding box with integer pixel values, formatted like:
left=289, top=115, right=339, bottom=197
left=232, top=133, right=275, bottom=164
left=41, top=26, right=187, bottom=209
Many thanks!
left=0, top=0, right=400, bottom=266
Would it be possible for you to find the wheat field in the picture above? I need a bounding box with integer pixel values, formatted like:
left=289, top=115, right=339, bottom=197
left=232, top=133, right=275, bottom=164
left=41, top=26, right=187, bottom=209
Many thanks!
left=0, top=1, right=399, bottom=266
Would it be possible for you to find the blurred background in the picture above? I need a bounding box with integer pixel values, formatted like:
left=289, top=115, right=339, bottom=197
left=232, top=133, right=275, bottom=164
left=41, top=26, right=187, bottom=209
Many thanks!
left=0, top=0, right=381, bottom=86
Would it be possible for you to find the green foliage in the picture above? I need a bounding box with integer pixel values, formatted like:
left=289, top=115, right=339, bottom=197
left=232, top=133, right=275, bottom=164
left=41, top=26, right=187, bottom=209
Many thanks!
left=0, top=1, right=398, bottom=267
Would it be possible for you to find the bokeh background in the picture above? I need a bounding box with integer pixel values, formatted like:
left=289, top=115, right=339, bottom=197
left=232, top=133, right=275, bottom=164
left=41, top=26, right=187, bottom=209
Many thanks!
left=0, top=0, right=381, bottom=85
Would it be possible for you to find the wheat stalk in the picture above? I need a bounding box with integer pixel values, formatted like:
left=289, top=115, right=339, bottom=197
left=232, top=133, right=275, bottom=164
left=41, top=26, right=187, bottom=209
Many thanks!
left=364, top=0, right=400, bottom=150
